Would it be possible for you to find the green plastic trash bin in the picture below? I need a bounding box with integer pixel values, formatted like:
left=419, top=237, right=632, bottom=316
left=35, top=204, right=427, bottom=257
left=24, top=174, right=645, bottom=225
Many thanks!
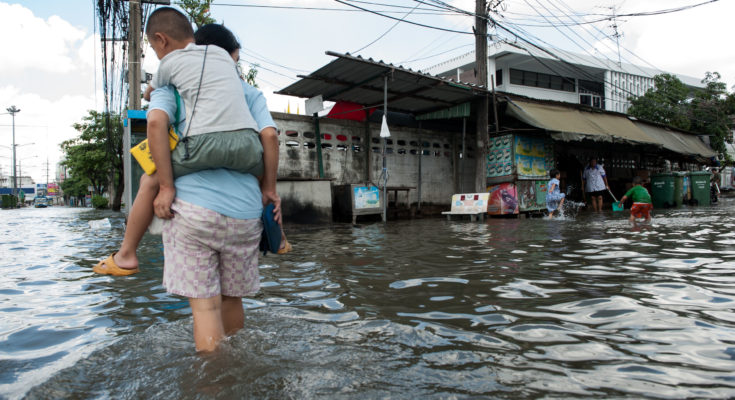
left=673, top=172, right=686, bottom=207
left=651, top=173, right=675, bottom=209
left=689, top=171, right=712, bottom=206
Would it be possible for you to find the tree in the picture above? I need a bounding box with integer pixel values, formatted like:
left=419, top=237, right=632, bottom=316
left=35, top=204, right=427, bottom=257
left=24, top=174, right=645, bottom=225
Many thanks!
left=628, top=72, right=735, bottom=163
left=627, top=73, right=691, bottom=130
left=61, top=111, right=124, bottom=210
left=689, top=72, right=735, bottom=162
left=60, top=173, right=91, bottom=206
left=177, top=0, right=260, bottom=87
left=177, top=0, right=216, bottom=28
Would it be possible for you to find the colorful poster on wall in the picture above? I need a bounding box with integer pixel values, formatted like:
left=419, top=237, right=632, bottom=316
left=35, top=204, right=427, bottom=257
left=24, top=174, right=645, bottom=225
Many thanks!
left=486, top=134, right=513, bottom=178
left=353, top=186, right=380, bottom=209
left=514, top=136, right=554, bottom=178
left=487, top=183, right=519, bottom=215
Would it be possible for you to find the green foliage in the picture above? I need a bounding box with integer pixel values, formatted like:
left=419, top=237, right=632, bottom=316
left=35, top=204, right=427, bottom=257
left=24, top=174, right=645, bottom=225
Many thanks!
left=1, top=195, right=18, bottom=209
left=177, top=0, right=216, bottom=28
left=628, top=73, right=691, bottom=130
left=689, top=72, right=735, bottom=163
left=60, top=174, right=91, bottom=198
left=91, top=195, right=109, bottom=209
left=629, top=72, right=735, bottom=163
left=244, top=63, right=259, bottom=88
left=178, top=0, right=260, bottom=87
left=61, top=110, right=124, bottom=209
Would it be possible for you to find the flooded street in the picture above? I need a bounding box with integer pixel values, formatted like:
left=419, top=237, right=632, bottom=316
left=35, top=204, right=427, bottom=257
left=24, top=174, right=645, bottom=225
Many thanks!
left=2, top=202, right=735, bottom=399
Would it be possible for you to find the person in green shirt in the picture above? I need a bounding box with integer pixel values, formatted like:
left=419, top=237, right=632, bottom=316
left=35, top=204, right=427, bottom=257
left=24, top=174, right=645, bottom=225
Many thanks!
left=618, top=176, right=652, bottom=223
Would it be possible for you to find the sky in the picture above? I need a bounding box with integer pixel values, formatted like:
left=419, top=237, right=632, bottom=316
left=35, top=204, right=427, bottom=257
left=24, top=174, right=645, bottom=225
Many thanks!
left=0, top=0, right=733, bottom=183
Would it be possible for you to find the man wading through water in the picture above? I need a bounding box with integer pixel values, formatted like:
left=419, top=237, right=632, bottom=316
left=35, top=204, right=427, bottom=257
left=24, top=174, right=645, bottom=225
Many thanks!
left=582, top=157, right=610, bottom=212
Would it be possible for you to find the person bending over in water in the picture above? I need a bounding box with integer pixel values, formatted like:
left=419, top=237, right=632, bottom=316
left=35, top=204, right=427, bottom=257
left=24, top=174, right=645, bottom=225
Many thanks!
left=546, top=169, right=566, bottom=219
left=618, top=176, right=652, bottom=223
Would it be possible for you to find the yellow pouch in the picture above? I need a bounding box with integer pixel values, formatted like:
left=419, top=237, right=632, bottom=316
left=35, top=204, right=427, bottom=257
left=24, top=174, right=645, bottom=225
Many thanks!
left=130, top=127, right=179, bottom=175
left=130, top=88, right=182, bottom=175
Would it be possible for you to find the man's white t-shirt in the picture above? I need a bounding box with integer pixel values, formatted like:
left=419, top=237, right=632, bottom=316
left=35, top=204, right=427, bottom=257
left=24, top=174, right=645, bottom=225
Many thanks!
left=583, top=164, right=607, bottom=192
left=151, top=43, right=259, bottom=136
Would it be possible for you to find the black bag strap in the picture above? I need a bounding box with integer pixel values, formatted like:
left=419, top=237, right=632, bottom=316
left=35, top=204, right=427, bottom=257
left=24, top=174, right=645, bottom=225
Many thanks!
left=182, top=45, right=208, bottom=160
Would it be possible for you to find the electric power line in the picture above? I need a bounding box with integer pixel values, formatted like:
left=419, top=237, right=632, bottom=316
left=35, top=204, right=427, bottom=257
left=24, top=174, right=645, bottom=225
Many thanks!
left=352, top=2, right=422, bottom=54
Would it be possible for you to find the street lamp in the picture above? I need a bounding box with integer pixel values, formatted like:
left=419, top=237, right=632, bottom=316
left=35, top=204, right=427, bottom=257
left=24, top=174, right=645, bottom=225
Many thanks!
left=5, top=106, right=20, bottom=196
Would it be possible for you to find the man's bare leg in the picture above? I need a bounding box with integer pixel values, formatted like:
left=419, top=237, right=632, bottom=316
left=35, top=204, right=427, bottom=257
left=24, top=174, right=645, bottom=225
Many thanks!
left=190, top=296, right=225, bottom=353
left=221, top=295, right=244, bottom=336
left=112, top=173, right=159, bottom=270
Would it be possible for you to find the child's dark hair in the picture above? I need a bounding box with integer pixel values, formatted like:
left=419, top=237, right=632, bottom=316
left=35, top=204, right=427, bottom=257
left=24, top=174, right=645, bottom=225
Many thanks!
left=632, top=176, right=642, bottom=185
left=549, top=169, right=560, bottom=178
left=194, top=24, right=241, bottom=54
left=145, top=7, right=194, bottom=41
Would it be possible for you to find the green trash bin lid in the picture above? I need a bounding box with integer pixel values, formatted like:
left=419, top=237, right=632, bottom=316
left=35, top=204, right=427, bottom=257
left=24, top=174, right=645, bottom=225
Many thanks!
left=689, top=171, right=712, bottom=176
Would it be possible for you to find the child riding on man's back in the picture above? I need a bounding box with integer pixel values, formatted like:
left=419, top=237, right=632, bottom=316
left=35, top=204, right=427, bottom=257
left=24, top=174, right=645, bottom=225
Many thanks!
left=144, top=7, right=263, bottom=178
left=618, top=176, right=653, bottom=223
left=92, top=9, right=287, bottom=276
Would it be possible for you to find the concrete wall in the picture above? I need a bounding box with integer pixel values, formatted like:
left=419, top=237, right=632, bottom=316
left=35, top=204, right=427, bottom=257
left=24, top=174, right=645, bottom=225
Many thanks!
left=273, top=112, right=475, bottom=207
left=276, top=180, right=332, bottom=224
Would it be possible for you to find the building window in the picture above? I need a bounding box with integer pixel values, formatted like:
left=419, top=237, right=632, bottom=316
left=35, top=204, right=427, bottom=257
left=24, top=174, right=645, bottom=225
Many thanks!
left=509, top=68, right=575, bottom=92
left=495, top=69, right=503, bottom=86
left=580, top=94, right=603, bottom=109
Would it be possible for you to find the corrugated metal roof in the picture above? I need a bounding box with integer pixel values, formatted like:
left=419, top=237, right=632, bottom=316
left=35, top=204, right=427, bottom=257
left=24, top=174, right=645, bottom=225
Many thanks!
left=276, top=52, right=488, bottom=115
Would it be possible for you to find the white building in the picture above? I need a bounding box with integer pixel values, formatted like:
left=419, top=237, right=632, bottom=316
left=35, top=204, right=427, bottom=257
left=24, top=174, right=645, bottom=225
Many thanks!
left=425, top=42, right=703, bottom=114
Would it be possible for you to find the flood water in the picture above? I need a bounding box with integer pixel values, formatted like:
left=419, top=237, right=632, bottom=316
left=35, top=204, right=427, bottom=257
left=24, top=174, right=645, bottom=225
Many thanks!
left=2, top=201, right=735, bottom=399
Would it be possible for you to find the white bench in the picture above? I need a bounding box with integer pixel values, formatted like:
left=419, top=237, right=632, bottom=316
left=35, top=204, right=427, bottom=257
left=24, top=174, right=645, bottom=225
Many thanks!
left=442, top=193, right=489, bottom=221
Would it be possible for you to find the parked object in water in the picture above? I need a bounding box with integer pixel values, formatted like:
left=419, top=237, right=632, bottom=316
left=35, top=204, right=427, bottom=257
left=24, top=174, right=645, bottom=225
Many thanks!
left=33, top=196, right=49, bottom=208
left=689, top=171, right=712, bottom=206
left=651, top=173, right=675, bottom=208
left=442, top=193, right=489, bottom=221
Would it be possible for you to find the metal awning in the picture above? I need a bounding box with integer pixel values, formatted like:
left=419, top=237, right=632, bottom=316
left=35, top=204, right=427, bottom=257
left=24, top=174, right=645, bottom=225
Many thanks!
left=505, top=98, right=658, bottom=145
left=277, top=52, right=488, bottom=115
left=416, top=102, right=471, bottom=120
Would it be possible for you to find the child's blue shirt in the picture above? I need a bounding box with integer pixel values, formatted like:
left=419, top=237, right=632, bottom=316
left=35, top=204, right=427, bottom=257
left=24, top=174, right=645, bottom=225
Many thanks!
left=147, top=82, right=273, bottom=219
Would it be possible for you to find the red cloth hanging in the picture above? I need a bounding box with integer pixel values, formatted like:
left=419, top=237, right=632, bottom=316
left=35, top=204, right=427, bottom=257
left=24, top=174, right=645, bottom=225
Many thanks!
left=326, top=101, right=376, bottom=122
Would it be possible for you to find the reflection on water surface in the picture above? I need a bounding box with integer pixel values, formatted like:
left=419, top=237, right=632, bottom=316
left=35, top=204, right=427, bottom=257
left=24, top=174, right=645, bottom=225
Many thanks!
left=2, top=202, right=735, bottom=398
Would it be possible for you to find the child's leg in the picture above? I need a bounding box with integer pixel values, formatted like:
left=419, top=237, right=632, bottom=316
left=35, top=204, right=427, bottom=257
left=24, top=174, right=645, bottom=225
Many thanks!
left=112, top=173, right=160, bottom=269
left=189, top=296, right=225, bottom=352
left=221, top=295, right=244, bottom=335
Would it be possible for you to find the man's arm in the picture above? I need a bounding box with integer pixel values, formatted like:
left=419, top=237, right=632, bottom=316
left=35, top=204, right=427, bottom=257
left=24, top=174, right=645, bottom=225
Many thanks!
left=147, top=109, right=176, bottom=219
left=259, top=127, right=281, bottom=224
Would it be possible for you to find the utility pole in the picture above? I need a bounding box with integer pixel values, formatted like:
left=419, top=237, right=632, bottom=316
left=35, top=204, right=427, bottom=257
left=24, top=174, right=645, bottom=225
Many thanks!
left=609, top=3, right=622, bottom=67
left=125, top=0, right=171, bottom=110
left=128, top=0, right=142, bottom=110
left=6, top=106, right=20, bottom=197
left=474, top=0, right=489, bottom=193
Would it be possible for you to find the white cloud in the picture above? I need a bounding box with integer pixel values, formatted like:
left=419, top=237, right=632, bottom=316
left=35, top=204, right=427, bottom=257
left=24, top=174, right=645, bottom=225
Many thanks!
left=0, top=85, right=97, bottom=183
left=0, top=2, right=101, bottom=183
left=0, top=2, right=87, bottom=74
left=444, top=0, right=735, bottom=85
